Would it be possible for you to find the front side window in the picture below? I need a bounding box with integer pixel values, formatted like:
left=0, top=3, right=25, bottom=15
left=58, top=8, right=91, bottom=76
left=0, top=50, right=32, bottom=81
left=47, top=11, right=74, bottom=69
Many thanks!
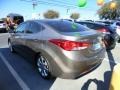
left=16, top=23, right=27, bottom=33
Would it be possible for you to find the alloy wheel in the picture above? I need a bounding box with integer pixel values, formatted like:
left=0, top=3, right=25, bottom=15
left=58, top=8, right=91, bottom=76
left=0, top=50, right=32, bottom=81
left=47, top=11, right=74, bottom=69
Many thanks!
left=37, top=55, right=50, bottom=78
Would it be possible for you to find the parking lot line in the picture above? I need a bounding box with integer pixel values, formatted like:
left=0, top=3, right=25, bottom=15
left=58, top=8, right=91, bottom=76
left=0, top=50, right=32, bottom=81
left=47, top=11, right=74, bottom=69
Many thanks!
left=0, top=52, right=30, bottom=90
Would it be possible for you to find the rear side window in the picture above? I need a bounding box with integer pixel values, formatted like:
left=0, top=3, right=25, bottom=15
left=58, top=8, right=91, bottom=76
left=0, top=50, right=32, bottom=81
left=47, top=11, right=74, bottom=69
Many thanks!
left=26, top=22, right=45, bottom=34
left=45, top=21, right=89, bottom=32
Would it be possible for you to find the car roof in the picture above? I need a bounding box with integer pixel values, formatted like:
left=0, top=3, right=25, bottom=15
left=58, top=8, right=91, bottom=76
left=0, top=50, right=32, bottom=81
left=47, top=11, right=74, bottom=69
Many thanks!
left=26, top=19, right=72, bottom=24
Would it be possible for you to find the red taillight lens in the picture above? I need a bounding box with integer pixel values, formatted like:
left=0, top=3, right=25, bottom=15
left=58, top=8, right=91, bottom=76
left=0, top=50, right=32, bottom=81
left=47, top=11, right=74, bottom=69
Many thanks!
left=49, top=39, right=90, bottom=51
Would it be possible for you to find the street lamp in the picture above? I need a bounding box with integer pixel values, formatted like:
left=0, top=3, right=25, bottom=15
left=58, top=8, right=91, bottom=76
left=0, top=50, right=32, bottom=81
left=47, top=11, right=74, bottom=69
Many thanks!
left=32, top=2, right=37, bottom=10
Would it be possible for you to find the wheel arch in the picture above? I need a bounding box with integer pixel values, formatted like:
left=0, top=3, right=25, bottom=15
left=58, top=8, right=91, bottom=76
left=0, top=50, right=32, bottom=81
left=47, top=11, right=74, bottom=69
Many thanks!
left=35, top=50, right=63, bottom=78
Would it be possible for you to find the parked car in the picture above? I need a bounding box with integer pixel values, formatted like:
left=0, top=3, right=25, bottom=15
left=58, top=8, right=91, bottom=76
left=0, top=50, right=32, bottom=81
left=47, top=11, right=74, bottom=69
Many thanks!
left=7, top=13, right=24, bottom=25
left=115, top=22, right=120, bottom=42
left=110, top=21, right=120, bottom=28
left=97, top=20, right=120, bottom=43
left=0, top=20, right=7, bottom=33
left=95, top=20, right=114, bottom=25
left=5, top=13, right=24, bottom=31
left=76, top=21, right=119, bottom=50
left=8, top=20, right=105, bottom=79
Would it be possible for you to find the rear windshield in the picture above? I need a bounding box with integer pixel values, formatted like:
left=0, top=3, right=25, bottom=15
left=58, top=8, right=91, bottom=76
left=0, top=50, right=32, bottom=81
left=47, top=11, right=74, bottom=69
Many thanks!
left=45, top=21, right=89, bottom=32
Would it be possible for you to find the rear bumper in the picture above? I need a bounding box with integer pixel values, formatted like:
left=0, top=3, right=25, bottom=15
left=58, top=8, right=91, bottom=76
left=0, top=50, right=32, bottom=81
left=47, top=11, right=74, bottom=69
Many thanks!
left=51, top=49, right=105, bottom=79
left=42, top=42, right=105, bottom=79
left=75, top=61, right=102, bottom=79
left=58, top=58, right=103, bottom=79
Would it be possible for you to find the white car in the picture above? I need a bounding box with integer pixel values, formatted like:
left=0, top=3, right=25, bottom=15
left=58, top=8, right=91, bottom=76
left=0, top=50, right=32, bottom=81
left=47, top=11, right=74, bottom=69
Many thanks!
left=0, top=20, right=6, bottom=33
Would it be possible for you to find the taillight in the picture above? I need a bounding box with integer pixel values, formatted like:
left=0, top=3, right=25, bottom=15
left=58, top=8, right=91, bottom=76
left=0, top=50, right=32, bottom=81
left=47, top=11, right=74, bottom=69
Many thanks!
left=98, top=28, right=110, bottom=34
left=49, top=39, right=90, bottom=51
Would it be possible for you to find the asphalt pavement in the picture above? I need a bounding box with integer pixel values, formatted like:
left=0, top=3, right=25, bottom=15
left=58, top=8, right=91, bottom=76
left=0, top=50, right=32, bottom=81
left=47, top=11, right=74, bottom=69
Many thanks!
left=0, top=33, right=55, bottom=90
left=0, top=33, right=119, bottom=90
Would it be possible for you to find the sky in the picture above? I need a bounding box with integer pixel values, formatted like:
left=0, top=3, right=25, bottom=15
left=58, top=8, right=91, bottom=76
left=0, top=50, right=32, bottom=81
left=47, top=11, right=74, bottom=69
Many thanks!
left=0, top=0, right=110, bottom=20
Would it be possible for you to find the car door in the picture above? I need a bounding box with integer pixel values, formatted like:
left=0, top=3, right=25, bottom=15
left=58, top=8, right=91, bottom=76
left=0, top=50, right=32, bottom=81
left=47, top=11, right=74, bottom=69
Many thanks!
left=23, top=21, right=45, bottom=60
left=12, top=22, right=28, bottom=52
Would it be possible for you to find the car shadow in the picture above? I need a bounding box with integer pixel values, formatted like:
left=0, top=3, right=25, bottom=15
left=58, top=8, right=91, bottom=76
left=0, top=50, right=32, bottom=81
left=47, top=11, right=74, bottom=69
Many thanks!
left=81, top=50, right=116, bottom=90
left=0, top=48, right=56, bottom=90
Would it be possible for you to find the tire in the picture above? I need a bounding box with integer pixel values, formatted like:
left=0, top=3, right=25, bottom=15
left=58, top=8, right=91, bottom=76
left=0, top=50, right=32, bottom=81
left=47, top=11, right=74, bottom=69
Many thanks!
left=8, top=41, right=15, bottom=53
left=36, top=54, right=52, bottom=79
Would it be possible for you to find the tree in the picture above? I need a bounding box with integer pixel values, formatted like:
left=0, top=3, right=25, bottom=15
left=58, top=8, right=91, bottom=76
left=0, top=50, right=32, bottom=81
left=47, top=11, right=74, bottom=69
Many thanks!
left=44, top=10, right=59, bottom=19
left=97, top=0, right=120, bottom=20
left=70, top=13, right=80, bottom=21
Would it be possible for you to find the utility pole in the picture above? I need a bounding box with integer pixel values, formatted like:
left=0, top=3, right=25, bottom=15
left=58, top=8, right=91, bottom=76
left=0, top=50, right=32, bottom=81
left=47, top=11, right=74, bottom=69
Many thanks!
left=31, top=0, right=39, bottom=19
left=32, top=1, right=37, bottom=10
